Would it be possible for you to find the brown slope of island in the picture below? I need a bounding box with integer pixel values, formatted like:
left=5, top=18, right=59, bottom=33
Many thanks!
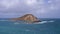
left=12, top=14, right=41, bottom=22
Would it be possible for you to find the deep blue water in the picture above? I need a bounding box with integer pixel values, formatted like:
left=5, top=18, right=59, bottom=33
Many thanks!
left=0, top=18, right=60, bottom=34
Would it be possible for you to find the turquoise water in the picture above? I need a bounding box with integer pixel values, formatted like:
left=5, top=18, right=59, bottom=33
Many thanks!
left=0, top=18, right=60, bottom=34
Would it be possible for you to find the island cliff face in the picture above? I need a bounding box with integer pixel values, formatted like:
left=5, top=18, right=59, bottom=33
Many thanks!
left=12, top=14, right=40, bottom=23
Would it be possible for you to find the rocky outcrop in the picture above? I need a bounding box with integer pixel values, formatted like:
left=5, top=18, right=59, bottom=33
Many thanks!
left=12, top=14, right=41, bottom=23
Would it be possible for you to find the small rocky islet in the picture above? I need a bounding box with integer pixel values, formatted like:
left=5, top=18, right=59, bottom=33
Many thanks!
left=12, top=14, right=41, bottom=23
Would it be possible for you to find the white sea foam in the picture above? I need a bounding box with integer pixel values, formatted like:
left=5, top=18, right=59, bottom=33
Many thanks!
left=34, top=20, right=54, bottom=24
left=14, top=22, right=20, bottom=24
left=14, top=21, right=48, bottom=24
left=14, top=20, right=55, bottom=24
left=40, top=21, right=48, bottom=24
left=48, top=20, right=54, bottom=22
left=34, top=21, right=48, bottom=24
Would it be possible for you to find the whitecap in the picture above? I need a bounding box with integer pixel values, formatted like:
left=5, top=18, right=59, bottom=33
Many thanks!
left=40, top=21, right=48, bottom=24
left=14, top=21, right=51, bottom=24
left=48, top=20, right=54, bottom=22
left=34, top=21, right=48, bottom=24
left=14, top=22, right=20, bottom=24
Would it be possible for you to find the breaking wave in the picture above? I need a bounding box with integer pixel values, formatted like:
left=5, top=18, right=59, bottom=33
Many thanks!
left=14, top=22, right=20, bottom=24
left=34, top=21, right=48, bottom=24
left=48, top=20, right=54, bottom=22
left=14, top=20, right=55, bottom=24
left=35, top=20, right=55, bottom=24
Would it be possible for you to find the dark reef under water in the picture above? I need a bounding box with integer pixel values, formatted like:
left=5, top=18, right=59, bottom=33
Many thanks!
left=0, top=18, right=60, bottom=34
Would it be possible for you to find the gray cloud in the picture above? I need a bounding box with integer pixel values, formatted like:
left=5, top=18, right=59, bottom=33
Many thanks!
left=0, top=0, right=60, bottom=18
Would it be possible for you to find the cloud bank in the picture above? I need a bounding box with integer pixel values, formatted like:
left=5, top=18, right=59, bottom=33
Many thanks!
left=0, top=0, right=60, bottom=18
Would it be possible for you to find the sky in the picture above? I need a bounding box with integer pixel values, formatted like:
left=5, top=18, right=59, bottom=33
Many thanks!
left=0, top=0, right=60, bottom=18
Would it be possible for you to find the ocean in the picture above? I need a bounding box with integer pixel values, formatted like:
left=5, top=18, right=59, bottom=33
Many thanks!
left=0, top=18, right=60, bottom=34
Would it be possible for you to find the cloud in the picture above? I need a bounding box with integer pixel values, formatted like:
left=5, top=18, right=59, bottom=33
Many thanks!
left=0, top=0, right=60, bottom=18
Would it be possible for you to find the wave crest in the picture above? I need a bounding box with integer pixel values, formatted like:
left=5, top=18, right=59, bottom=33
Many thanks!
left=14, top=20, right=55, bottom=24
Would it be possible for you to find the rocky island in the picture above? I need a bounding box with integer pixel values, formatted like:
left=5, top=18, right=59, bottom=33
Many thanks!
left=12, top=14, right=41, bottom=23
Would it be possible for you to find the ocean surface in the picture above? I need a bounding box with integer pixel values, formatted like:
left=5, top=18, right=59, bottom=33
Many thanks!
left=0, top=18, right=60, bottom=34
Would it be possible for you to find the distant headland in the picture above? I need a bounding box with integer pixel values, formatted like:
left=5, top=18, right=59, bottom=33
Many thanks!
left=12, top=14, right=41, bottom=23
